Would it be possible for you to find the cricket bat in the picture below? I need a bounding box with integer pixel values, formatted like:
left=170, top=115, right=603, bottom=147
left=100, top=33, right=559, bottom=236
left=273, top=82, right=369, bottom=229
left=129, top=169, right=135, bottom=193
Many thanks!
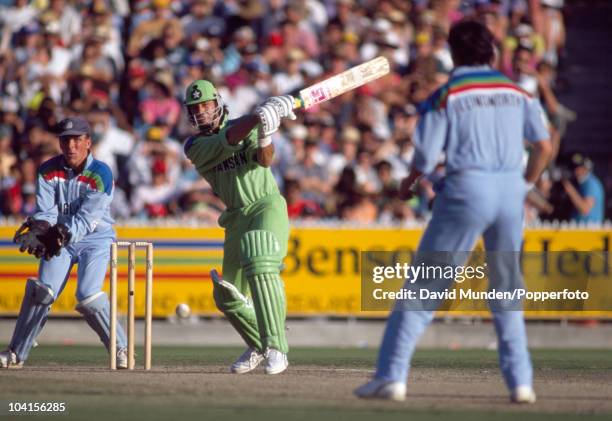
left=293, top=56, right=391, bottom=109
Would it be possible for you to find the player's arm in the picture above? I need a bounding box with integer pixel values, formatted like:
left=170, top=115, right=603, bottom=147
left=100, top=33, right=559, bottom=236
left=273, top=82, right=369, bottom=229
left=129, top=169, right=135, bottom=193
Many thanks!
left=561, top=180, right=595, bottom=216
left=524, top=140, right=552, bottom=184
left=225, top=115, right=275, bottom=166
left=399, top=102, right=448, bottom=199
left=32, top=171, right=59, bottom=225
left=257, top=143, right=275, bottom=168
left=227, top=95, right=294, bottom=165
left=227, top=95, right=295, bottom=146
left=226, top=115, right=260, bottom=146
left=524, top=98, right=552, bottom=185
left=399, top=168, right=423, bottom=200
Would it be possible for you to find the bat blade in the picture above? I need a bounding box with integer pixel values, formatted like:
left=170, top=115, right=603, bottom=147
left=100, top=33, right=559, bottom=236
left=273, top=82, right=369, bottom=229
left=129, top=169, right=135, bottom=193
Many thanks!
left=295, top=56, right=390, bottom=109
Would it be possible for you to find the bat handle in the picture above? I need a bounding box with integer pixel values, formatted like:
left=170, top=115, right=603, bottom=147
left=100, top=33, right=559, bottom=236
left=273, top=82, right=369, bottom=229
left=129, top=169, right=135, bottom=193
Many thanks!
left=293, top=96, right=304, bottom=110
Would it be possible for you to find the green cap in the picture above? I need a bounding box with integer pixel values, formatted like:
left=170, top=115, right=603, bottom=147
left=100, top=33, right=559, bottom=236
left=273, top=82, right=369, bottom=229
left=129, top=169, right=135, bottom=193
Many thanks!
left=184, top=80, right=218, bottom=106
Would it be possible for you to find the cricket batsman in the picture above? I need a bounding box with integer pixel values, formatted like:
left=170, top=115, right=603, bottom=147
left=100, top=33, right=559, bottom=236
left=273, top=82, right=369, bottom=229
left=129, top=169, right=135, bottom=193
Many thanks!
left=354, top=21, right=552, bottom=402
left=0, top=117, right=129, bottom=369
left=183, top=80, right=294, bottom=374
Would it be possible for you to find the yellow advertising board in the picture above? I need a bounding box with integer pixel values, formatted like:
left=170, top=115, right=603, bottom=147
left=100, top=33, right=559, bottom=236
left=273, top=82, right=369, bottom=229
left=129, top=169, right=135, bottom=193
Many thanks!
left=0, top=225, right=610, bottom=318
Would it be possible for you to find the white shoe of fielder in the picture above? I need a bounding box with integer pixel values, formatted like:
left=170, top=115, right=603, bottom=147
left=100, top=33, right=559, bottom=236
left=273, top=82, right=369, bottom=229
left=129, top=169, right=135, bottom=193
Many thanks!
left=116, top=347, right=134, bottom=370
left=354, top=378, right=407, bottom=401
left=231, top=347, right=265, bottom=374
left=264, top=348, right=288, bottom=375
left=0, top=349, right=23, bottom=369
left=511, top=386, right=537, bottom=404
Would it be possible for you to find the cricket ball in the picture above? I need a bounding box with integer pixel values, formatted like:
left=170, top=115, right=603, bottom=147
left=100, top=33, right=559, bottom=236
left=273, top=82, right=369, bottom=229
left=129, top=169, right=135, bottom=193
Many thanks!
left=175, top=303, right=191, bottom=319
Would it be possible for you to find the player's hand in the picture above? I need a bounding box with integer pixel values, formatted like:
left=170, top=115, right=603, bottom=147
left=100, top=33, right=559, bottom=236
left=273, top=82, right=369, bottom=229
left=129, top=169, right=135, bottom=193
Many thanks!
left=39, top=223, right=71, bottom=261
left=255, top=103, right=281, bottom=136
left=398, top=178, right=417, bottom=201
left=263, top=95, right=297, bottom=120
left=13, top=218, right=51, bottom=259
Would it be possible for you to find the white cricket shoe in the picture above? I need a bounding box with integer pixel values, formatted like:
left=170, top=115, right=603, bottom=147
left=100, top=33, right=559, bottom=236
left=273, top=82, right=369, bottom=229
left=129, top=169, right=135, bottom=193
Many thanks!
left=230, top=347, right=265, bottom=374
left=354, top=378, right=407, bottom=401
left=0, top=349, right=23, bottom=369
left=264, top=348, right=288, bottom=375
left=116, top=348, right=130, bottom=370
left=511, top=386, right=537, bottom=404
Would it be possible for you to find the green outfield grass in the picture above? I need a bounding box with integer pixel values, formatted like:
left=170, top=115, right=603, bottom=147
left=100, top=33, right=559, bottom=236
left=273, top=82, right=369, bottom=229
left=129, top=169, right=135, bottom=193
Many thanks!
left=2, top=346, right=611, bottom=421
left=23, top=345, right=612, bottom=370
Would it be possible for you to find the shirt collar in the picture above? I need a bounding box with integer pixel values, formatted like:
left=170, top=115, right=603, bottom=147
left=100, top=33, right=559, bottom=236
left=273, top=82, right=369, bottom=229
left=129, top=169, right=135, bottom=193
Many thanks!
left=61, top=153, right=93, bottom=174
left=451, top=65, right=493, bottom=77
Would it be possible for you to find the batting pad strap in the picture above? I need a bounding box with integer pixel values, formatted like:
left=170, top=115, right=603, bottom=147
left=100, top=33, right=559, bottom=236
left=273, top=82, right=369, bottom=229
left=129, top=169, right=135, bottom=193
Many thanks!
left=75, top=291, right=106, bottom=311
left=239, top=230, right=282, bottom=277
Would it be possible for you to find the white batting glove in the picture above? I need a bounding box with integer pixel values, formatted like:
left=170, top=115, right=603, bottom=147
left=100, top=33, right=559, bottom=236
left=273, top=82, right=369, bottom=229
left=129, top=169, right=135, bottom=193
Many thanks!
left=255, top=102, right=281, bottom=136
left=263, top=95, right=297, bottom=120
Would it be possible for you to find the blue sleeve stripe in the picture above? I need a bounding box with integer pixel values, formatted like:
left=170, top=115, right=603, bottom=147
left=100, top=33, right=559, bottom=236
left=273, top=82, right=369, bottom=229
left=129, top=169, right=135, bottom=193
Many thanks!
left=86, top=161, right=114, bottom=195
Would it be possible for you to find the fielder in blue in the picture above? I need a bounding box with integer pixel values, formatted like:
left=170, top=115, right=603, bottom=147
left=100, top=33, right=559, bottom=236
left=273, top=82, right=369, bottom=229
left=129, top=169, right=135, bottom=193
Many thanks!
left=355, top=21, right=552, bottom=403
left=0, top=117, right=129, bottom=369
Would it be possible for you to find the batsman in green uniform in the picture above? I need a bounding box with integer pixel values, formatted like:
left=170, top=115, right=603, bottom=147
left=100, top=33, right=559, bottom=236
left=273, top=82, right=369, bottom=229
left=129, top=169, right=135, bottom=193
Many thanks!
left=183, top=80, right=296, bottom=374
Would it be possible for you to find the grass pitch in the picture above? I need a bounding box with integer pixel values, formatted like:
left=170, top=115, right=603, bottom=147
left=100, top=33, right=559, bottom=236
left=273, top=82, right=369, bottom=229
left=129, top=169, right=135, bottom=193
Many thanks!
left=1, top=346, right=611, bottom=420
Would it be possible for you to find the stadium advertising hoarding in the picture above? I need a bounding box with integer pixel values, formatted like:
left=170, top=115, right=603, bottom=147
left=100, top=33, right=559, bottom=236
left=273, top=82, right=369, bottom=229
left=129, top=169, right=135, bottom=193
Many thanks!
left=0, top=225, right=610, bottom=318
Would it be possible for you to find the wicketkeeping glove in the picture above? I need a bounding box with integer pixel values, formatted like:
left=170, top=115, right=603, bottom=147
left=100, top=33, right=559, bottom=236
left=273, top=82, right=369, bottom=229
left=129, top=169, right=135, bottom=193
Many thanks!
left=13, top=217, right=51, bottom=259
left=39, top=223, right=72, bottom=261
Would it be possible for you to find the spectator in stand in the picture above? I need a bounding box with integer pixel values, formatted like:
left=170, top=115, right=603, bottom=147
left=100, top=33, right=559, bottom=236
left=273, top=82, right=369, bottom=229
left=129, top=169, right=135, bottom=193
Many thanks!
left=328, top=126, right=360, bottom=180
left=502, top=22, right=545, bottom=73
left=127, top=125, right=180, bottom=192
left=563, top=154, right=605, bottom=224
left=509, top=45, right=538, bottom=95
left=46, top=0, right=82, bottom=48
left=131, top=158, right=174, bottom=218
left=541, top=0, right=566, bottom=66
left=375, top=159, right=414, bottom=224
left=285, top=139, right=331, bottom=207
left=88, top=106, right=135, bottom=178
left=119, top=60, right=149, bottom=126
left=340, top=190, right=378, bottom=224
left=181, top=0, right=226, bottom=46
left=0, top=0, right=600, bottom=223
left=127, top=0, right=181, bottom=58
left=140, top=71, right=180, bottom=128
left=0, top=0, right=39, bottom=35
left=0, top=125, right=17, bottom=183
left=354, top=146, right=380, bottom=195
left=141, top=22, right=187, bottom=71
left=272, top=124, right=305, bottom=189
left=271, top=48, right=306, bottom=95
left=285, top=178, right=324, bottom=220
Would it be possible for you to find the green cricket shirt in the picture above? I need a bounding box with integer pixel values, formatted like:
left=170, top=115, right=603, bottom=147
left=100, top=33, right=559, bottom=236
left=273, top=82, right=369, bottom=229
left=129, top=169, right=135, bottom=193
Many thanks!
left=183, top=118, right=280, bottom=211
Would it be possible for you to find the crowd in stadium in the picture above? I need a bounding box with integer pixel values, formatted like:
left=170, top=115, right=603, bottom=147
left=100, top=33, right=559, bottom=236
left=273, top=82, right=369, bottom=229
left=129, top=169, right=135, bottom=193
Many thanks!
left=0, top=0, right=605, bottom=224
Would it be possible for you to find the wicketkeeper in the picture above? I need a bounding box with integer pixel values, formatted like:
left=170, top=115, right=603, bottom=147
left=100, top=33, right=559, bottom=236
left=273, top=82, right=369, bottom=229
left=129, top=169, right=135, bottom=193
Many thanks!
left=0, top=117, right=129, bottom=369
left=183, top=80, right=294, bottom=374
